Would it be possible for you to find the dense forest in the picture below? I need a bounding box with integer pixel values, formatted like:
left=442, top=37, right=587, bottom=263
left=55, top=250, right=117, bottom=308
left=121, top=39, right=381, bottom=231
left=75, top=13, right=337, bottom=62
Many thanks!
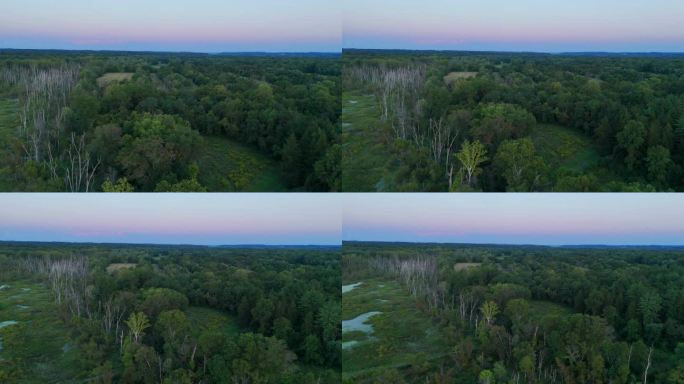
left=342, top=50, right=684, bottom=191
left=0, top=242, right=341, bottom=383
left=0, top=50, right=341, bottom=192
left=342, top=242, right=684, bottom=383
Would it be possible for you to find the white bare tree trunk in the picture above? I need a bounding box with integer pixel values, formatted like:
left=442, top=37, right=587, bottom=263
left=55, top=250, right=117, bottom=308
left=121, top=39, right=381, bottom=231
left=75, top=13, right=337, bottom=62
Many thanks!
left=64, top=132, right=100, bottom=192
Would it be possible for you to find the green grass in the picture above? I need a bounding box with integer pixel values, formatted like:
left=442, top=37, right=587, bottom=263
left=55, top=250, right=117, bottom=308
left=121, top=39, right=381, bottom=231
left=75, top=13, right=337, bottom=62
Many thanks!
left=530, top=124, right=601, bottom=173
left=341, top=92, right=395, bottom=191
left=453, top=262, right=482, bottom=271
left=530, top=123, right=622, bottom=187
left=443, top=71, right=478, bottom=86
left=0, top=98, right=19, bottom=190
left=342, top=278, right=450, bottom=382
left=105, top=263, right=136, bottom=274
left=0, top=279, right=87, bottom=383
left=528, top=300, right=573, bottom=319
left=96, top=73, right=134, bottom=88
left=197, top=136, right=287, bottom=192
left=186, top=306, right=241, bottom=338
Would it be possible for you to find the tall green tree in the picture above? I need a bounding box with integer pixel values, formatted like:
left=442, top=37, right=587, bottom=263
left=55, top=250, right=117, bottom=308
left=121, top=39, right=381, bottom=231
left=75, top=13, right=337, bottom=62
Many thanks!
left=155, top=309, right=190, bottom=355
left=118, top=114, right=201, bottom=190
left=646, top=145, right=672, bottom=187
left=126, top=312, right=151, bottom=344
left=454, top=140, right=488, bottom=190
left=493, top=138, right=547, bottom=191
left=639, top=292, right=662, bottom=326
left=617, top=120, right=646, bottom=170
left=481, top=301, right=499, bottom=326
left=281, top=133, right=303, bottom=187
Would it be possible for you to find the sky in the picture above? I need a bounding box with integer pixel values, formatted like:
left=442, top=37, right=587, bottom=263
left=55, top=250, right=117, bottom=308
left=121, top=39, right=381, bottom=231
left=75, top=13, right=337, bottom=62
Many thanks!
left=0, top=0, right=340, bottom=52
left=343, top=0, right=684, bottom=52
left=343, top=194, right=684, bottom=246
left=0, top=194, right=341, bottom=246
left=4, top=1, right=681, bottom=53
left=1, top=194, right=683, bottom=247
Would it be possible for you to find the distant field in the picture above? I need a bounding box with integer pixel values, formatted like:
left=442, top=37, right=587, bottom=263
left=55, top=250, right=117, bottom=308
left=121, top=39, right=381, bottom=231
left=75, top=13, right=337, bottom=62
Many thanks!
left=105, top=263, right=136, bottom=274
left=96, top=72, right=134, bottom=88
left=342, top=277, right=450, bottom=382
left=453, top=262, right=481, bottom=271
left=341, top=92, right=394, bottom=191
left=0, top=279, right=87, bottom=383
left=198, top=136, right=287, bottom=192
left=443, top=71, right=478, bottom=86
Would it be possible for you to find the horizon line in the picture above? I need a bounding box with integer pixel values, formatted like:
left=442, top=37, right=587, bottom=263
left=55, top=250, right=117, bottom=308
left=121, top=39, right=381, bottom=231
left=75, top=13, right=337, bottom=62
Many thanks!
left=0, top=47, right=342, bottom=54
left=5, top=47, right=684, bottom=55
left=0, top=239, right=679, bottom=249
left=343, top=47, right=684, bottom=55
left=0, top=240, right=341, bottom=248
left=343, top=240, right=684, bottom=248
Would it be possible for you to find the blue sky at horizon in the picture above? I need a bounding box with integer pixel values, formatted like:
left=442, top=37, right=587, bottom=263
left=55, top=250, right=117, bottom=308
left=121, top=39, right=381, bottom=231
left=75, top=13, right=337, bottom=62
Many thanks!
left=1, top=194, right=683, bottom=247
left=0, top=194, right=341, bottom=246
left=344, top=0, right=684, bottom=52
left=343, top=194, right=684, bottom=246
left=3, top=1, right=683, bottom=53
left=0, top=0, right=341, bottom=52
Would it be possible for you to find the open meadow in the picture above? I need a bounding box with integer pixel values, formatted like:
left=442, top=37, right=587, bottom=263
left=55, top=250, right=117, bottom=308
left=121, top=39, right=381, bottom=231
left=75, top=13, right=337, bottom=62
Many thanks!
left=342, top=277, right=450, bottom=383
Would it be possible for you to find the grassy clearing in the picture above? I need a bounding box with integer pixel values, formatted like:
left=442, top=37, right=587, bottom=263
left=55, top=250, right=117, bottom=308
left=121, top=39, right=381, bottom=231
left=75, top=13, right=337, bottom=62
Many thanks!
left=453, top=262, right=482, bottom=271
left=342, top=277, right=450, bottom=382
left=105, top=263, right=136, bottom=275
left=197, top=136, right=287, bottom=192
left=341, top=92, right=395, bottom=191
left=96, top=72, right=134, bottom=88
left=531, top=124, right=601, bottom=173
left=0, top=279, right=86, bottom=383
left=529, top=300, right=573, bottom=320
left=443, top=71, right=478, bottom=86
left=186, top=307, right=240, bottom=338
left=531, top=124, right=623, bottom=187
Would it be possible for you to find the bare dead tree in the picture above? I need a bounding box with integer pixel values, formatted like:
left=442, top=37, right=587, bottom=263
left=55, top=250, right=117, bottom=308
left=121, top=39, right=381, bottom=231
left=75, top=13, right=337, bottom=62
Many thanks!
left=1, top=63, right=80, bottom=177
left=64, top=132, right=101, bottom=192
left=345, top=64, right=427, bottom=141
left=47, top=256, right=90, bottom=318
left=366, top=256, right=447, bottom=313
left=643, top=345, right=653, bottom=384
left=428, top=117, right=460, bottom=177
left=13, top=255, right=90, bottom=318
left=11, top=254, right=136, bottom=354
left=458, top=291, right=482, bottom=327
left=0, top=65, right=100, bottom=192
left=348, top=63, right=467, bottom=189
left=102, top=297, right=125, bottom=338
